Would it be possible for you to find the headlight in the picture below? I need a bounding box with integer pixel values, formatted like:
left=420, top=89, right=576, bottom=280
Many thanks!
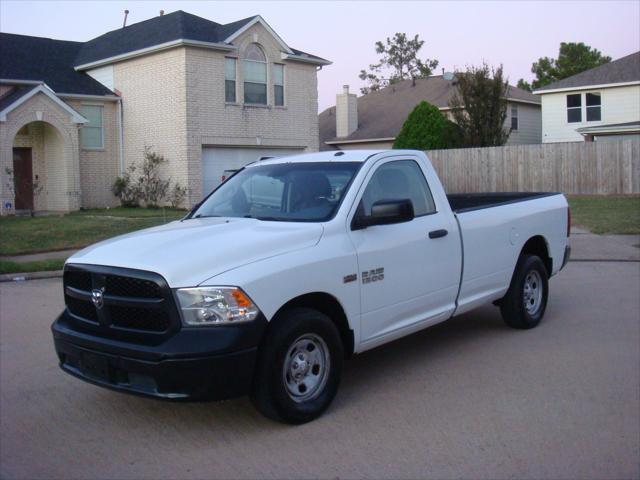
left=176, top=287, right=260, bottom=326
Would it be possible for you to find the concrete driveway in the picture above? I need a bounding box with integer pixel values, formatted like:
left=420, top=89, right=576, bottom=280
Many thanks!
left=1, top=261, right=638, bottom=479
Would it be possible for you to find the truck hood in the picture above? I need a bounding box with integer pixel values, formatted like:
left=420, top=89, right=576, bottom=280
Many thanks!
left=67, top=218, right=324, bottom=287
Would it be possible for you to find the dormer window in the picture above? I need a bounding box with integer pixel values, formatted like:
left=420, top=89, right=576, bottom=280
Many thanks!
left=243, top=43, right=267, bottom=105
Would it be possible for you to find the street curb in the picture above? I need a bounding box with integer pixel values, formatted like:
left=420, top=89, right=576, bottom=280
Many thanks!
left=0, top=270, right=63, bottom=283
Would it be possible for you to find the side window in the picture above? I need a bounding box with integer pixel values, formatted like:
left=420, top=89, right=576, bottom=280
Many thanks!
left=586, top=92, right=601, bottom=121
left=360, top=160, right=436, bottom=217
left=225, top=57, right=237, bottom=103
left=567, top=94, right=582, bottom=123
left=80, top=105, right=103, bottom=149
left=511, top=104, right=518, bottom=130
left=273, top=64, right=284, bottom=106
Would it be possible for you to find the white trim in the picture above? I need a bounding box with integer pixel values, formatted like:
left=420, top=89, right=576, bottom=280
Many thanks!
left=438, top=97, right=540, bottom=111
left=280, top=52, right=332, bottom=66
left=0, top=84, right=88, bottom=123
left=57, top=93, right=120, bottom=101
left=224, top=16, right=293, bottom=54
left=74, top=39, right=236, bottom=70
left=533, top=80, right=640, bottom=95
left=325, top=137, right=396, bottom=145
left=577, top=124, right=640, bottom=135
left=0, top=79, right=43, bottom=86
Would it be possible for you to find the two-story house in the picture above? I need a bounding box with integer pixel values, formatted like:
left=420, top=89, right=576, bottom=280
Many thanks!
left=534, top=51, right=639, bottom=143
left=319, top=74, right=541, bottom=150
left=0, top=11, right=329, bottom=214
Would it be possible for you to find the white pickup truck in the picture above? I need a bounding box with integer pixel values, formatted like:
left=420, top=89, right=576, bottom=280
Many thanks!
left=52, top=150, right=571, bottom=423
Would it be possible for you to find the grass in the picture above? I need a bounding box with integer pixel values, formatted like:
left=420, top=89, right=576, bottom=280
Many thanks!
left=568, top=195, right=640, bottom=235
left=0, top=258, right=66, bottom=275
left=0, top=207, right=186, bottom=256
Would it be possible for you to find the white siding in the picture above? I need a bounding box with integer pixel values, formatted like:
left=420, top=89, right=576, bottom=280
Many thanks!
left=87, top=65, right=114, bottom=91
left=540, top=84, right=640, bottom=143
left=505, top=102, right=542, bottom=145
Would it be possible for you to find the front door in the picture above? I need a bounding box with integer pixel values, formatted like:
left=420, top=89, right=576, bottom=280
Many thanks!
left=348, top=157, right=461, bottom=349
left=12, top=148, right=34, bottom=210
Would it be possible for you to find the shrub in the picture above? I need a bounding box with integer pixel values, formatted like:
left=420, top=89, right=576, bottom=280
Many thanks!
left=138, top=147, right=170, bottom=208
left=393, top=101, right=460, bottom=150
left=168, top=183, right=188, bottom=209
left=112, top=148, right=188, bottom=209
left=112, top=164, right=141, bottom=207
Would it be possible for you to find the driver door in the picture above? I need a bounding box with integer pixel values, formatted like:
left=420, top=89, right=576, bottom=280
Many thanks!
left=348, top=158, right=461, bottom=349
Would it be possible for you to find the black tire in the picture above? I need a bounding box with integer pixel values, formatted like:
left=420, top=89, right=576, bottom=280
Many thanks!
left=250, top=307, right=343, bottom=424
left=500, top=254, right=549, bottom=329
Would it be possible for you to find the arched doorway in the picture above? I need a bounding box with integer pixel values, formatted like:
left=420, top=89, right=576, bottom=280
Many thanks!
left=11, top=121, right=67, bottom=212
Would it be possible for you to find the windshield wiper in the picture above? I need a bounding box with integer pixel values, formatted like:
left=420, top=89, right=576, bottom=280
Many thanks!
left=244, top=215, right=285, bottom=221
left=192, top=214, right=222, bottom=219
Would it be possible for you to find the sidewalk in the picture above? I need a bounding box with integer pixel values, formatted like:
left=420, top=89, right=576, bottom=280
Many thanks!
left=570, top=227, right=640, bottom=261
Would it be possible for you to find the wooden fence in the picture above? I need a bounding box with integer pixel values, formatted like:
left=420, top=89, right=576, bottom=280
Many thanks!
left=426, top=139, right=640, bottom=194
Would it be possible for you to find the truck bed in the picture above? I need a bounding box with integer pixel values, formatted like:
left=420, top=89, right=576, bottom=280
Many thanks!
left=446, top=192, right=560, bottom=213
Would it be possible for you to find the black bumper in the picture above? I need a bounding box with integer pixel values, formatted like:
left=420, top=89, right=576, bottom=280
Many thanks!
left=561, top=245, right=571, bottom=271
left=52, top=311, right=267, bottom=401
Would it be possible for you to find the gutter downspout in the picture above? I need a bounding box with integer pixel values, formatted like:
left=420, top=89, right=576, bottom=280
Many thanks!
left=117, top=97, right=124, bottom=174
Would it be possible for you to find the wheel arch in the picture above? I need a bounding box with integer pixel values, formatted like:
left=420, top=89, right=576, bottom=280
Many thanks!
left=271, top=292, right=355, bottom=357
left=520, top=235, right=552, bottom=276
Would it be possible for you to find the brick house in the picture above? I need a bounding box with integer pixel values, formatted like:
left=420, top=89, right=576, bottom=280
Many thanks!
left=0, top=11, right=330, bottom=214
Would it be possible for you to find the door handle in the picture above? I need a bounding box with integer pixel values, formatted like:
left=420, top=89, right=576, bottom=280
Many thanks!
left=429, top=229, right=448, bottom=239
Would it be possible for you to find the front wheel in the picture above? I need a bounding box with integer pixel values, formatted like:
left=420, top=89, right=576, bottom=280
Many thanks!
left=500, top=254, right=549, bottom=329
left=250, top=308, right=343, bottom=424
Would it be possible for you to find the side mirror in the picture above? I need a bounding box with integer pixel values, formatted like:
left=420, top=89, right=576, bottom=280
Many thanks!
left=352, top=199, right=414, bottom=230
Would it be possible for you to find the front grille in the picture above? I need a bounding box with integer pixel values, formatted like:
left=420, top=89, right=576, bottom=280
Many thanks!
left=63, top=265, right=179, bottom=338
left=110, top=305, right=170, bottom=332
left=105, top=275, right=161, bottom=298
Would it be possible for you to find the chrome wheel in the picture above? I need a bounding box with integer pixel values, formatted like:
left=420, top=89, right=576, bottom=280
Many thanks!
left=523, top=270, right=543, bottom=315
left=282, top=334, right=330, bottom=403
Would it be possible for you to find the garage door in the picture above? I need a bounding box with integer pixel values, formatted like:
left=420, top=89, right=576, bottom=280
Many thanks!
left=202, top=147, right=304, bottom=195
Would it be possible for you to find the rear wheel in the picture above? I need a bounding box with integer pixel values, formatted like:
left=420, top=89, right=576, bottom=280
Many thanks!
left=250, top=308, right=343, bottom=424
left=500, top=254, right=549, bottom=329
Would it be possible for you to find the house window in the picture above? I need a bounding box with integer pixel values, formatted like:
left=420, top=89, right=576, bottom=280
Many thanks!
left=586, top=92, right=601, bottom=122
left=567, top=94, right=582, bottom=123
left=243, top=44, right=267, bottom=105
left=273, top=64, right=284, bottom=106
left=225, top=58, right=237, bottom=103
left=511, top=104, right=518, bottom=130
left=80, top=105, right=103, bottom=149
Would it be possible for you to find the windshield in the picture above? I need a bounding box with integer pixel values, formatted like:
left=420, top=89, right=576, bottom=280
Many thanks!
left=192, top=162, right=362, bottom=222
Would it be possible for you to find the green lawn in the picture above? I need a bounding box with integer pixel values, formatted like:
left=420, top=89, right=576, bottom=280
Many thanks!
left=0, top=207, right=186, bottom=256
left=0, top=258, right=66, bottom=275
left=568, top=195, right=640, bottom=235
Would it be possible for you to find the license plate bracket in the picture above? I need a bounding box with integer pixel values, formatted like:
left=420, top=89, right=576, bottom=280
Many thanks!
left=81, top=352, right=110, bottom=381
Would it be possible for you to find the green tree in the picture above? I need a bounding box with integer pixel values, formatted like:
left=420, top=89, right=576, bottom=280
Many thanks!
left=516, top=78, right=532, bottom=92
left=393, top=101, right=460, bottom=150
left=359, top=33, right=438, bottom=94
left=518, top=42, right=611, bottom=90
left=448, top=63, right=509, bottom=147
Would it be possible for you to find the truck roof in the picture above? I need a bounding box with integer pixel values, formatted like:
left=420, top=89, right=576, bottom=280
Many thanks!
left=247, top=150, right=385, bottom=166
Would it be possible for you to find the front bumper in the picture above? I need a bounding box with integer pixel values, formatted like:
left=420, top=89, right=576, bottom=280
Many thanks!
left=52, top=311, right=267, bottom=400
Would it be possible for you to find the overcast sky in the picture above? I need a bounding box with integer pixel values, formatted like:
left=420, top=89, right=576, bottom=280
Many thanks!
left=2, top=1, right=639, bottom=111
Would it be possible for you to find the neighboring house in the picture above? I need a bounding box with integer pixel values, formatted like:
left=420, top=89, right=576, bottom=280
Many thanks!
left=534, top=51, right=640, bottom=143
left=318, top=74, right=541, bottom=151
left=0, top=11, right=329, bottom=214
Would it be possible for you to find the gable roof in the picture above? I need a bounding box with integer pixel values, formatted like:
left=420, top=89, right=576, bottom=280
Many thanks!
left=0, top=83, right=88, bottom=122
left=319, top=75, right=539, bottom=148
left=75, top=11, right=253, bottom=67
left=0, top=33, right=115, bottom=96
left=74, top=10, right=328, bottom=69
left=535, top=51, right=640, bottom=93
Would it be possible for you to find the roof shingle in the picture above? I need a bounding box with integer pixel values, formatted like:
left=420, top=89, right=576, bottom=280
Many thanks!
left=319, top=76, right=539, bottom=147
left=535, top=51, right=640, bottom=92
left=0, top=33, right=114, bottom=96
